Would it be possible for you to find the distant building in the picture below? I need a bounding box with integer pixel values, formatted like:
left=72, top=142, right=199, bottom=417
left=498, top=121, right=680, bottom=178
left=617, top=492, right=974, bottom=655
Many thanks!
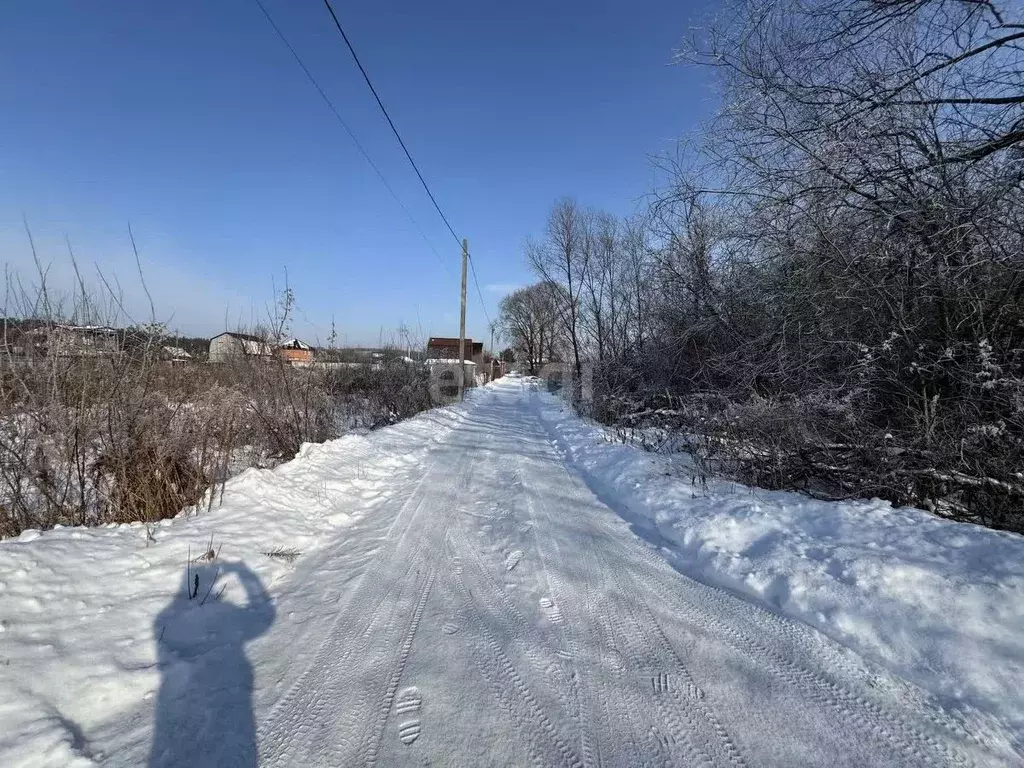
left=489, top=358, right=505, bottom=381
left=208, top=332, right=274, bottom=363
left=426, top=337, right=484, bottom=366
left=161, top=345, right=193, bottom=365
left=44, top=325, right=119, bottom=358
left=279, top=338, right=314, bottom=365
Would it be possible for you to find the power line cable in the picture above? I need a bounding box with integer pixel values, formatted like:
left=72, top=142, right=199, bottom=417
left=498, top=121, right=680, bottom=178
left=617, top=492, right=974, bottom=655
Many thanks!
left=318, top=0, right=493, bottom=328
left=467, top=256, right=492, bottom=327
left=320, top=0, right=461, bottom=246
left=252, top=0, right=452, bottom=277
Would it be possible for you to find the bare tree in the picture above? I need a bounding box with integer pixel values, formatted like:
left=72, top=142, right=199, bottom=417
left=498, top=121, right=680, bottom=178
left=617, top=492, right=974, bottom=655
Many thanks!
left=527, top=198, right=590, bottom=376
left=499, top=283, right=558, bottom=374
left=616, top=214, right=653, bottom=354
left=509, top=0, right=1024, bottom=532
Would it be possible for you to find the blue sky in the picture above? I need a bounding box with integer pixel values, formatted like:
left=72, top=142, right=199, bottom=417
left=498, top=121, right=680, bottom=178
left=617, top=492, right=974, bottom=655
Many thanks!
left=0, top=0, right=716, bottom=347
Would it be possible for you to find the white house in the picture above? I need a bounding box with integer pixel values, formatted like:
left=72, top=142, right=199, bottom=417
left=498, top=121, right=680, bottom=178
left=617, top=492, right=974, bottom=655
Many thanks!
left=208, top=332, right=274, bottom=363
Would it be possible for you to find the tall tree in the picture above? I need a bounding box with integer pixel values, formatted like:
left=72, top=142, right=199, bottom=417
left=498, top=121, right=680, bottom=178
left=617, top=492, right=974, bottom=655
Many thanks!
left=527, top=199, right=590, bottom=376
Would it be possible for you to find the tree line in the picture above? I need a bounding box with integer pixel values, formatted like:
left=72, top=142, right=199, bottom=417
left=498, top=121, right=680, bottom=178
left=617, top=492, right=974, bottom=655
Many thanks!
left=500, top=0, right=1024, bottom=532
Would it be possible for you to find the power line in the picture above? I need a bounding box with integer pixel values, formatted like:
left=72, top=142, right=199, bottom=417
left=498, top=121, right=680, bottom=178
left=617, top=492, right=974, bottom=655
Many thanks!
left=467, top=255, right=492, bottom=327
left=318, top=0, right=493, bottom=329
left=320, top=0, right=461, bottom=246
left=252, top=0, right=452, bottom=276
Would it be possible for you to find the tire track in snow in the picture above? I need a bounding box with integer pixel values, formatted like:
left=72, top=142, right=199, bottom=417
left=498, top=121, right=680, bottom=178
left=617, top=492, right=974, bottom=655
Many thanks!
left=506, top=460, right=592, bottom=765
left=587, top=574, right=685, bottom=767
left=512, top=407, right=741, bottom=767
left=645, top=544, right=983, bottom=750
left=471, top=439, right=581, bottom=686
left=615, top=577, right=747, bottom=767
left=450, top=546, right=582, bottom=768
left=330, top=565, right=435, bottom=762
left=352, top=440, right=482, bottom=765
left=541, top=489, right=743, bottom=768
left=258, top=428, right=468, bottom=766
left=360, top=571, right=435, bottom=765
left=520, top=491, right=605, bottom=767
left=446, top=521, right=575, bottom=699
left=258, top=518, right=429, bottom=763
left=601, top=521, right=973, bottom=768
left=258, top=527, right=431, bottom=764
left=523, top=478, right=657, bottom=767
left=440, top=441, right=581, bottom=767
left=600, top=570, right=735, bottom=767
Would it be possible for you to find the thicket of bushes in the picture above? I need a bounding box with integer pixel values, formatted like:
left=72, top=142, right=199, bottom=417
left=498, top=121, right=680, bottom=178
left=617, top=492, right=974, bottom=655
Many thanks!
left=0, top=323, right=433, bottom=538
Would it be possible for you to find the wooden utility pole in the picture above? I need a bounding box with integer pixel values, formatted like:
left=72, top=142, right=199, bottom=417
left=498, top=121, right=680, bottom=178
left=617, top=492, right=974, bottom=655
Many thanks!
left=488, top=321, right=497, bottom=382
left=458, top=238, right=468, bottom=400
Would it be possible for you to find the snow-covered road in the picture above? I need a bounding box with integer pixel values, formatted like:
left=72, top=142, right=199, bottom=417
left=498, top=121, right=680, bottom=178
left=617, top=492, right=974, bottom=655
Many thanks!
left=242, top=379, right=985, bottom=766
left=3, top=377, right=1015, bottom=767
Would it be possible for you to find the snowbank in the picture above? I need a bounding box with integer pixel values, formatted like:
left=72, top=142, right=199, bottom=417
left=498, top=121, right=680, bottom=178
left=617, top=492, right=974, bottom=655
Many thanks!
left=0, top=396, right=478, bottom=767
left=533, top=388, right=1024, bottom=750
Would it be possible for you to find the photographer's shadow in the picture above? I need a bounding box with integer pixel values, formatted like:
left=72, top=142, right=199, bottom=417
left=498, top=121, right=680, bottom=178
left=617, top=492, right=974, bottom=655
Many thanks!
left=149, top=561, right=275, bottom=768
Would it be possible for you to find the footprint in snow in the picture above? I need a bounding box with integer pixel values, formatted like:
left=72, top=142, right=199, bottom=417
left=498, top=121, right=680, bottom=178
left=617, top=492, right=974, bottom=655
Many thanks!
left=395, top=686, right=422, bottom=745
left=539, top=597, right=563, bottom=624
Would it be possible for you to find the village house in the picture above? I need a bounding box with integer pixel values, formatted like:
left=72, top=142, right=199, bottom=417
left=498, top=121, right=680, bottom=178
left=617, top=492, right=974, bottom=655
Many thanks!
left=0, top=322, right=120, bottom=360
left=208, top=332, right=274, bottom=363
left=425, top=336, right=487, bottom=393
left=426, top=337, right=485, bottom=366
left=161, top=345, right=193, bottom=365
left=208, top=332, right=316, bottom=365
left=40, top=324, right=120, bottom=358
left=279, top=338, right=314, bottom=365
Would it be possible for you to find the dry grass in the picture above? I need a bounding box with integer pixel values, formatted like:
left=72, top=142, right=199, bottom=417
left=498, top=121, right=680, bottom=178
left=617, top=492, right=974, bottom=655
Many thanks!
left=263, top=546, right=302, bottom=563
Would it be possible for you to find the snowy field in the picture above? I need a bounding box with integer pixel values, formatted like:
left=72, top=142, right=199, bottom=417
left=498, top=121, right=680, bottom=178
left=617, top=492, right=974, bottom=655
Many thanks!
left=0, top=376, right=1020, bottom=766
